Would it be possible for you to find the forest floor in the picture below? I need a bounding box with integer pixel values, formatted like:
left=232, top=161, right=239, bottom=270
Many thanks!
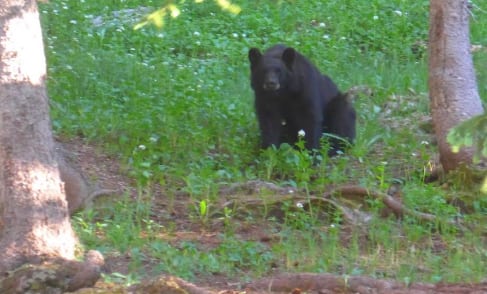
left=59, top=137, right=487, bottom=294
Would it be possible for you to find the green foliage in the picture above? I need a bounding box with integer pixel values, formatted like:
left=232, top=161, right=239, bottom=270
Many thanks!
left=447, top=113, right=487, bottom=162
left=135, top=0, right=241, bottom=30
left=41, top=0, right=487, bottom=285
left=447, top=113, right=487, bottom=194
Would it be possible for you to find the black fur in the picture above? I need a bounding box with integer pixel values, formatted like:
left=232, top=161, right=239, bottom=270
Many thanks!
left=248, top=44, right=356, bottom=155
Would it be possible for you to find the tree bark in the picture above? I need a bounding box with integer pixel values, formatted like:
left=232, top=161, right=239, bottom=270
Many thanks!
left=428, top=0, right=484, bottom=172
left=0, top=0, right=77, bottom=273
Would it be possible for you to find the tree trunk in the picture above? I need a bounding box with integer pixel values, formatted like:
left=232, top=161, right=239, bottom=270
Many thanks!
left=428, top=0, right=484, bottom=172
left=0, top=0, right=77, bottom=273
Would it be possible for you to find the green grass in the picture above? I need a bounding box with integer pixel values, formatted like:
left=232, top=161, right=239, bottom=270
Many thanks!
left=40, top=0, right=487, bottom=287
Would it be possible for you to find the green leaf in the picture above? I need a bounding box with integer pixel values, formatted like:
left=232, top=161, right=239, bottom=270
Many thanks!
left=447, top=114, right=487, bottom=161
left=199, top=200, right=207, bottom=217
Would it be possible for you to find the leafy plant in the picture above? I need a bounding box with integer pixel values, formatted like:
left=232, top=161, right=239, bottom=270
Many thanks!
left=447, top=113, right=487, bottom=163
left=448, top=113, right=487, bottom=194
left=135, top=0, right=241, bottom=30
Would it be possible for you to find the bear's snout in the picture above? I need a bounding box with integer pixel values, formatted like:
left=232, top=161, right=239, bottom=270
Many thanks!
left=263, top=81, right=280, bottom=91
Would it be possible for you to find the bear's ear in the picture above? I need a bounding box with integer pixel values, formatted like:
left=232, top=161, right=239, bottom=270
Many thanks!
left=282, top=47, right=296, bottom=70
left=248, top=48, right=262, bottom=66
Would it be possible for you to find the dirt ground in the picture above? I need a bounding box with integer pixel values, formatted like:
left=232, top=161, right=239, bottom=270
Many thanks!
left=59, top=137, right=487, bottom=294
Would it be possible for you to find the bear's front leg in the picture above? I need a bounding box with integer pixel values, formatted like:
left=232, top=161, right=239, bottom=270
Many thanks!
left=257, top=110, right=283, bottom=149
left=303, top=122, right=322, bottom=151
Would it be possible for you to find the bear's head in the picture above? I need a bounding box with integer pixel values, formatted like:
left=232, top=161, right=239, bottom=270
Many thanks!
left=248, top=47, right=297, bottom=93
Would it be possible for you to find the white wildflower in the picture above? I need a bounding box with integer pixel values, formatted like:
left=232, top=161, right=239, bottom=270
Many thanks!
left=298, top=129, right=306, bottom=137
left=296, top=202, right=304, bottom=208
left=373, top=15, right=379, bottom=20
left=394, top=10, right=403, bottom=16
left=138, top=144, right=146, bottom=150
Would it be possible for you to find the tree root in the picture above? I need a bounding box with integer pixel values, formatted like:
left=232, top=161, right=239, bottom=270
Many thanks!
left=245, top=272, right=487, bottom=293
left=326, top=185, right=457, bottom=224
left=245, top=272, right=405, bottom=293
left=0, top=250, right=104, bottom=293
left=221, top=181, right=463, bottom=228
left=129, top=275, right=216, bottom=294
left=68, top=273, right=487, bottom=293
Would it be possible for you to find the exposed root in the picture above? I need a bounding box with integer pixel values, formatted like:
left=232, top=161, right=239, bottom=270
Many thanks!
left=245, top=272, right=487, bottom=293
left=221, top=181, right=463, bottom=228
left=327, top=185, right=430, bottom=221
left=76, top=273, right=487, bottom=294
left=0, top=250, right=104, bottom=293
left=130, top=275, right=215, bottom=294
left=245, top=272, right=405, bottom=293
left=328, top=185, right=463, bottom=227
left=64, top=250, right=104, bottom=292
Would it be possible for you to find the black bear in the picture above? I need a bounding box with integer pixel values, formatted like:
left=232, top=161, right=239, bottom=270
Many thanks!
left=248, top=44, right=356, bottom=155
